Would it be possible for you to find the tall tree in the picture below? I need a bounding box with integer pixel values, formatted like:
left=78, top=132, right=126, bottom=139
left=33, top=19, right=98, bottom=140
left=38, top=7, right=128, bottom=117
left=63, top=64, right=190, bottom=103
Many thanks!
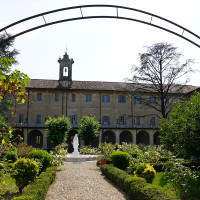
left=128, top=43, right=194, bottom=118
left=159, top=92, right=200, bottom=159
left=0, top=33, right=19, bottom=71
left=78, top=115, right=100, bottom=145
left=45, top=116, right=71, bottom=145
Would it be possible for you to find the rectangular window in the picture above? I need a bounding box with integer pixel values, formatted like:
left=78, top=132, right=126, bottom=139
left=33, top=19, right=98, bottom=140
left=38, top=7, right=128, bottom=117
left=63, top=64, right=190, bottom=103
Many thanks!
left=102, top=95, right=110, bottom=103
left=36, top=114, right=41, bottom=124
left=102, top=116, right=110, bottom=125
left=136, top=116, right=140, bottom=125
left=118, top=116, right=126, bottom=125
left=150, top=116, right=155, bottom=125
left=118, top=95, right=126, bottom=103
left=165, top=97, right=169, bottom=106
left=19, top=114, right=24, bottom=123
left=149, top=97, right=157, bottom=104
left=84, top=94, right=92, bottom=102
left=134, top=96, right=142, bottom=104
left=54, top=114, right=59, bottom=119
left=36, top=136, right=41, bottom=144
left=37, top=93, right=42, bottom=101
left=55, top=93, right=59, bottom=102
left=72, top=93, right=76, bottom=102
left=70, top=115, right=77, bottom=124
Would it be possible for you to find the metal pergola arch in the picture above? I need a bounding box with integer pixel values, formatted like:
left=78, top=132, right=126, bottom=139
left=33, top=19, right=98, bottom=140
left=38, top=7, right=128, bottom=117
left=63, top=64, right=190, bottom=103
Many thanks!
left=0, top=4, right=200, bottom=48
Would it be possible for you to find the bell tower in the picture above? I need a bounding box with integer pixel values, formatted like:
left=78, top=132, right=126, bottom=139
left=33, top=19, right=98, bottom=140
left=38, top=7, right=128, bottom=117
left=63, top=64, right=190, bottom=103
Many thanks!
left=58, top=52, right=74, bottom=82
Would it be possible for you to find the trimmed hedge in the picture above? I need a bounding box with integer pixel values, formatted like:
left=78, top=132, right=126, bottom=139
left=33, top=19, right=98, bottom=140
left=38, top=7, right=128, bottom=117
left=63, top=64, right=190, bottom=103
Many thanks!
left=12, top=166, right=57, bottom=200
left=101, top=164, right=178, bottom=200
left=101, top=164, right=130, bottom=190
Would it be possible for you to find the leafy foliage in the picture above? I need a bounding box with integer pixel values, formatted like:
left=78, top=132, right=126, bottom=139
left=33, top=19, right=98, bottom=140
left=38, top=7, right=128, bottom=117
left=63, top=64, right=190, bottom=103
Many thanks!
left=0, top=33, right=19, bottom=71
left=80, top=145, right=101, bottom=155
left=5, top=150, right=17, bottom=163
left=12, top=158, right=39, bottom=194
left=159, top=92, right=200, bottom=159
left=164, top=157, right=199, bottom=199
left=78, top=115, right=100, bottom=143
left=45, top=116, right=71, bottom=145
left=0, top=57, right=30, bottom=126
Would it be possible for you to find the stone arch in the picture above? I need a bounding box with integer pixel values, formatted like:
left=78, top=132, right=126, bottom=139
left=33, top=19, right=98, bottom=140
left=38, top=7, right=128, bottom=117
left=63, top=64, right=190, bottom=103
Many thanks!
left=120, top=131, right=133, bottom=144
left=12, top=129, right=24, bottom=144
left=136, top=131, right=149, bottom=145
left=28, top=130, right=43, bottom=148
left=67, top=130, right=78, bottom=153
left=102, top=130, right=116, bottom=144
left=153, top=131, right=160, bottom=145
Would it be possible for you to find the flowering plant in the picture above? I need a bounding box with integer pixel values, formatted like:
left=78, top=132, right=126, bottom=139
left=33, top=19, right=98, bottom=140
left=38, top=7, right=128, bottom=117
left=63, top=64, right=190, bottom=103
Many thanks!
left=14, top=142, right=35, bottom=158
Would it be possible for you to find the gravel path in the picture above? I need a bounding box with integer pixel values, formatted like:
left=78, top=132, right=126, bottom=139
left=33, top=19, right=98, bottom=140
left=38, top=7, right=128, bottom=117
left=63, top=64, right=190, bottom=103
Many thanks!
left=45, top=161, right=131, bottom=200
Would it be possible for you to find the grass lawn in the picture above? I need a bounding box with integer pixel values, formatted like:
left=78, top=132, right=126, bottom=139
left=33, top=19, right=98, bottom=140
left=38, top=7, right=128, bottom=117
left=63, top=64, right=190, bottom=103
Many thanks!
left=0, top=175, right=20, bottom=200
left=152, top=172, right=178, bottom=198
left=152, top=172, right=200, bottom=200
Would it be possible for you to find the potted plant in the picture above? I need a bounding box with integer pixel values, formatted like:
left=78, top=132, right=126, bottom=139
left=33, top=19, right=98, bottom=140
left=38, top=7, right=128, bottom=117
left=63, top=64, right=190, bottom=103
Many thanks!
left=99, top=154, right=111, bottom=166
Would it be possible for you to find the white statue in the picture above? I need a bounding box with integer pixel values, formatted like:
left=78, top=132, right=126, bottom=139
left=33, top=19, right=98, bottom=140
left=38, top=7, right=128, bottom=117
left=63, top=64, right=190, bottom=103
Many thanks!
left=73, top=134, right=79, bottom=155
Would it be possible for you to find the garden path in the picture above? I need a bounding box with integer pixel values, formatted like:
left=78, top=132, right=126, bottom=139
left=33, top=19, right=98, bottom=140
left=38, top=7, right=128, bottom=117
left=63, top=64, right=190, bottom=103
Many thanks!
left=45, top=161, right=131, bottom=200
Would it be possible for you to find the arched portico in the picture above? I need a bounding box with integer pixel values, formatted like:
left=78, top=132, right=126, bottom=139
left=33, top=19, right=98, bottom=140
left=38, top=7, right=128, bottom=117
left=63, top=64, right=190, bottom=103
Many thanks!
left=153, top=131, right=160, bottom=145
left=136, top=131, right=149, bottom=145
left=120, top=131, right=133, bottom=144
left=102, top=130, right=116, bottom=144
left=28, top=130, right=43, bottom=148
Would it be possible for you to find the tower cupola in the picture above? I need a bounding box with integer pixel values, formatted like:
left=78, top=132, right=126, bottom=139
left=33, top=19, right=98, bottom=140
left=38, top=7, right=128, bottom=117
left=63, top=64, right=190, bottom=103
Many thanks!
left=58, top=52, right=74, bottom=81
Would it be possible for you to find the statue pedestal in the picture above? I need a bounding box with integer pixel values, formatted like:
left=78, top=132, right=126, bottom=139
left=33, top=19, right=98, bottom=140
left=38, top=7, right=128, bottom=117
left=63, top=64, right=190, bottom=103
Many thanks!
left=63, top=154, right=100, bottom=162
left=72, top=151, right=80, bottom=156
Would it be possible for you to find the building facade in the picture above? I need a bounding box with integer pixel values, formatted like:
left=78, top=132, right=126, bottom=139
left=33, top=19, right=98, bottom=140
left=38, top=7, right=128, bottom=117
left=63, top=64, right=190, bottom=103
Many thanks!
left=11, top=52, right=197, bottom=151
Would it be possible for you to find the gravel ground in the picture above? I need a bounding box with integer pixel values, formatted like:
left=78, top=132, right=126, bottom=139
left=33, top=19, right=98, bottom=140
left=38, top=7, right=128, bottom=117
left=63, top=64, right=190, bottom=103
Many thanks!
left=45, top=161, right=131, bottom=200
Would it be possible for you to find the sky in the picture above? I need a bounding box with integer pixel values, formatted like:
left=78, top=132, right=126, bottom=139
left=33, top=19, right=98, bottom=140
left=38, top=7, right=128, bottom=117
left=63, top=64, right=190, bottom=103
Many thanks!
left=0, top=0, right=200, bottom=86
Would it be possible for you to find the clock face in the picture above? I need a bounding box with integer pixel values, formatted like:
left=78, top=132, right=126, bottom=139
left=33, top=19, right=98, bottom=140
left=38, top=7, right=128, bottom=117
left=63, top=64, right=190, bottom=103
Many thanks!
left=63, top=67, right=68, bottom=76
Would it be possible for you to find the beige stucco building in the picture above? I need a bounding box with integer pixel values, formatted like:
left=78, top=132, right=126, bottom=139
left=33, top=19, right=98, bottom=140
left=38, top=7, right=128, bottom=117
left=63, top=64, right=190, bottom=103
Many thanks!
left=11, top=52, right=197, bottom=152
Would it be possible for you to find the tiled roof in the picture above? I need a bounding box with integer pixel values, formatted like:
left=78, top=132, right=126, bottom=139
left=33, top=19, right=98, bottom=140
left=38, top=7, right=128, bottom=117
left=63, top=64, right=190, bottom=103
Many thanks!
left=27, top=79, right=198, bottom=94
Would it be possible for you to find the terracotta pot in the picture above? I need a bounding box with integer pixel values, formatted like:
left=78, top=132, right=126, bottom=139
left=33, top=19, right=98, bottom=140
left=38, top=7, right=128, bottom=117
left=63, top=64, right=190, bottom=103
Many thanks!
left=100, top=159, right=107, bottom=166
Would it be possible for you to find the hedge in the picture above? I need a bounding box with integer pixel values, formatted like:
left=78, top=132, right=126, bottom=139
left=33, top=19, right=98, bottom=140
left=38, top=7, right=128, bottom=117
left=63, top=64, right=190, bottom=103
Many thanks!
left=101, top=164, right=179, bottom=200
left=12, top=166, right=57, bottom=200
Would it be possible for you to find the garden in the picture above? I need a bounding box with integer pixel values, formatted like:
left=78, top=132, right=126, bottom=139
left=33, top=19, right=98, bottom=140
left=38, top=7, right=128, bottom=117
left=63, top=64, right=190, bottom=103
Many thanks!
left=79, top=142, right=200, bottom=200
left=0, top=140, right=68, bottom=199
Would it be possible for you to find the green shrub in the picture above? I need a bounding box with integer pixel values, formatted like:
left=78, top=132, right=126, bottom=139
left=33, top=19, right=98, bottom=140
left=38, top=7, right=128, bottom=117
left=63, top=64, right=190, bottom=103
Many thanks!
left=12, top=158, right=39, bottom=194
left=5, top=150, right=18, bottom=163
left=12, top=166, right=57, bottom=200
left=28, top=150, right=52, bottom=170
left=110, top=151, right=130, bottom=170
left=135, top=163, right=156, bottom=183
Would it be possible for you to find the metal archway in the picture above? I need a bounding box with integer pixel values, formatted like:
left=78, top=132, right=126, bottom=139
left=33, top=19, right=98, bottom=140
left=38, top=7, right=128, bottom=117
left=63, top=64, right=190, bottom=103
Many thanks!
left=0, top=4, right=200, bottom=48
